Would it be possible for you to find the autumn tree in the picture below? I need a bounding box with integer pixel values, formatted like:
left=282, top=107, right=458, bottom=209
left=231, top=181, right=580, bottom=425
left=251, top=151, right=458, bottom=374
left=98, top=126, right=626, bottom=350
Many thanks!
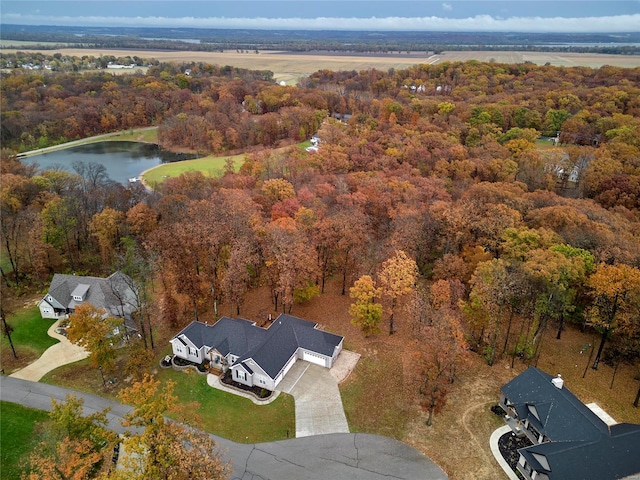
left=378, top=250, right=418, bottom=335
left=416, top=311, right=468, bottom=426
left=112, top=374, right=229, bottom=480
left=587, top=263, right=640, bottom=370
left=0, top=174, right=42, bottom=286
left=349, top=275, right=383, bottom=337
left=66, top=303, right=123, bottom=376
left=41, top=196, right=81, bottom=272
left=222, top=239, right=259, bottom=316
left=116, top=238, right=155, bottom=350
left=88, top=207, right=125, bottom=265
left=465, top=258, right=519, bottom=366
left=23, top=394, right=116, bottom=480
left=261, top=217, right=317, bottom=313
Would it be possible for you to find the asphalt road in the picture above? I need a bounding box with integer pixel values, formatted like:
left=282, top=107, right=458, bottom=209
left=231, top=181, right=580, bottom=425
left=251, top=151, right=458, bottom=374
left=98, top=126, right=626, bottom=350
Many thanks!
left=1, top=376, right=449, bottom=480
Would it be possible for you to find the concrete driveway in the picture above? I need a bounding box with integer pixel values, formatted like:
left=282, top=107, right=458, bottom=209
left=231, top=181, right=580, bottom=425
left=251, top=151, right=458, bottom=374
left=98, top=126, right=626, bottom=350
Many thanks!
left=278, top=360, right=350, bottom=437
left=9, top=318, right=89, bottom=382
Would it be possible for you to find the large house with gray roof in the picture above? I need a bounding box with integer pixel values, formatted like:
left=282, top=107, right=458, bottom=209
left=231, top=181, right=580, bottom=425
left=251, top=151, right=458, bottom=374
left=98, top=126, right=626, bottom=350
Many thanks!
left=170, top=314, right=343, bottom=391
left=38, top=271, right=139, bottom=334
left=499, top=367, right=640, bottom=480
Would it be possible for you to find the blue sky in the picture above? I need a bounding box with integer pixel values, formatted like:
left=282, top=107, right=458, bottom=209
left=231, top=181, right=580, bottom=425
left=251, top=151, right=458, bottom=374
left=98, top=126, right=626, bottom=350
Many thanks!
left=1, top=1, right=639, bottom=32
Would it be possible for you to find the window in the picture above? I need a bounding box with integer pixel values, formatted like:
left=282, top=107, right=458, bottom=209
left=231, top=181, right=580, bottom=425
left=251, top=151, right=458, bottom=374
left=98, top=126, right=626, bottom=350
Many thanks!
left=258, top=377, right=266, bottom=385
left=237, top=370, right=246, bottom=381
left=189, top=347, right=197, bottom=356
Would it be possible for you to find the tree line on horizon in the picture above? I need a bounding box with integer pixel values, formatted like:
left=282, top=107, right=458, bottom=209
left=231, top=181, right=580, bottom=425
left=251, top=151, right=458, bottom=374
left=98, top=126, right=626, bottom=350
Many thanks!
left=2, top=25, right=640, bottom=55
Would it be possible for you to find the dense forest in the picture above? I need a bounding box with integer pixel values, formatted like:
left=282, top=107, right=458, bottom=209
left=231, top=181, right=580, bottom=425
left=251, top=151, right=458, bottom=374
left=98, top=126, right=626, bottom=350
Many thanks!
left=2, top=59, right=640, bottom=411
left=2, top=25, right=640, bottom=55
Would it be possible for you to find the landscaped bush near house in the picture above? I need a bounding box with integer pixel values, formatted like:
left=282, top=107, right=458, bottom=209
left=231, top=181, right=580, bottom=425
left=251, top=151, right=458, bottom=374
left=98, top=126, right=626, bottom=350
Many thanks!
left=221, top=370, right=272, bottom=399
left=172, top=355, right=209, bottom=372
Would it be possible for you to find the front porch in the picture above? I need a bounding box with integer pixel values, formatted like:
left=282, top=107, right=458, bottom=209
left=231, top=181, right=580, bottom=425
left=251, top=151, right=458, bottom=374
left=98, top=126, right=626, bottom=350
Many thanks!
left=503, top=414, right=540, bottom=445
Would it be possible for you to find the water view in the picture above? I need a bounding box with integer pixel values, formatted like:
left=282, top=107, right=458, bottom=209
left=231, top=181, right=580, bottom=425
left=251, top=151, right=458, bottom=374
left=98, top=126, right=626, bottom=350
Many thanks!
left=25, top=141, right=198, bottom=185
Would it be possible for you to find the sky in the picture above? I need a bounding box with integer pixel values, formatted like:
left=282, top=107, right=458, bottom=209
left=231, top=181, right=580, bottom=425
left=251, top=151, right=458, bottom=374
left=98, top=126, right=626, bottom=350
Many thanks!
left=1, top=1, right=639, bottom=33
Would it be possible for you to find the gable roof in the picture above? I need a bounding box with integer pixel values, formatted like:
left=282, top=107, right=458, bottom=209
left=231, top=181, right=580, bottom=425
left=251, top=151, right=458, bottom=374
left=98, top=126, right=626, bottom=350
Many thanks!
left=519, top=423, right=640, bottom=480
left=502, top=367, right=640, bottom=480
left=236, top=314, right=343, bottom=379
left=44, top=271, right=138, bottom=329
left=173, top=317, right=266, bottom=357
left=173, top=314, right=344, bottom=380
left=502, top=366, right=608, bottom=442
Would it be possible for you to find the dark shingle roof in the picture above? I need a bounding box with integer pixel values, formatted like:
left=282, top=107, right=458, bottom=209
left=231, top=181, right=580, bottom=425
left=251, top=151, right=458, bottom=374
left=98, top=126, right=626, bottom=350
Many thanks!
left=502, top=367, right=607, bottom=442
left=174, top=314, right=343, bottom=379
left=46, top=271, right=139, bottom=331
left=237, top=314, right=343, bottom=378
left=519, top=425, right=640, bottom=480
left=174, top=317, right=266, bottom=355
left=503, top=367, right=640, bottom=480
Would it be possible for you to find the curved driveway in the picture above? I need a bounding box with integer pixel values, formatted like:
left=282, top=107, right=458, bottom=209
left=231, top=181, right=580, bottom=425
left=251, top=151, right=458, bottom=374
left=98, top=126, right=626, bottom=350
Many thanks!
left=9, top=319, right=89, bottom=382
left=1, top=376, right=449, bottom=480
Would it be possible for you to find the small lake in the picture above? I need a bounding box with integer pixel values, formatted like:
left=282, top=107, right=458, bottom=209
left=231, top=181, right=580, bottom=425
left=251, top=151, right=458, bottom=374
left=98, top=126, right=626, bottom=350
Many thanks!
left=24, top=141, right=198, bottom=185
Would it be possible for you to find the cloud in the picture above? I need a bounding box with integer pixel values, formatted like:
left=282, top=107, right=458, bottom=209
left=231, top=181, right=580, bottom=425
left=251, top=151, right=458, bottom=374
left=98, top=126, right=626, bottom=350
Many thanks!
left=442, top=3, right=453, bottom=12
left=2, top=13, right=640, bottom=33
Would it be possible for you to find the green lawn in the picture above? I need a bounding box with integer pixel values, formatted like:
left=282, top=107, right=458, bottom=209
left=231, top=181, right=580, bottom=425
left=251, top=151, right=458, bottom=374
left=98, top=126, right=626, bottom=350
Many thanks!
left=0, top=401, right=49, bottom=480
left=141, top=152, right=244, bottom=186
left=141, top=141, right=312, bottom=187
left=536, top=138, right=559, bottom=150
left=41, top=356, right=296, bottom=444
left=1, top=306, right=57, bottom=354
left=94, top=127, right=158, bottom=144
left=157, top=368, right=296, bottom=443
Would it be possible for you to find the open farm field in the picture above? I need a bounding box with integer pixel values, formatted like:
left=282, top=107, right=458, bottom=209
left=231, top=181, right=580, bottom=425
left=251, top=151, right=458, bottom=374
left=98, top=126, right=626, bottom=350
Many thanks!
left=3, top=46, right=638, bottom=84
left=0, top=39, right=72, bottom=47
left=434, top=50, right=640, bottom=68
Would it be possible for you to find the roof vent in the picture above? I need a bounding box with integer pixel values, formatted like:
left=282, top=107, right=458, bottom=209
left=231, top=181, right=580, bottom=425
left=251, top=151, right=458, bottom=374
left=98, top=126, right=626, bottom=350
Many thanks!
left=551, top=374, right=564, bottom=389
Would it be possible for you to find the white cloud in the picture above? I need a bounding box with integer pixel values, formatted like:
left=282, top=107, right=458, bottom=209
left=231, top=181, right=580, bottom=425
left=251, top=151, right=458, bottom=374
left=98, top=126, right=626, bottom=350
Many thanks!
left=2, top=13, right=640, bottom=33
left=442, top=3, right=453, bottom=12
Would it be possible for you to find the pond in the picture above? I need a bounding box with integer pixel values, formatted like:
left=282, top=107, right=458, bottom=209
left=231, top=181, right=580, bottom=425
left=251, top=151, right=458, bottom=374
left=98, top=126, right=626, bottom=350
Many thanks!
left=24, top=141, right=198, bottom=185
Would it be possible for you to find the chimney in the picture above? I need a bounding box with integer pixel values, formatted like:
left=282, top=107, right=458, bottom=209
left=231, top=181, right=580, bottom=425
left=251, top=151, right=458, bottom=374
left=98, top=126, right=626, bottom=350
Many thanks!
left=551, top=374, right=564, bottom=389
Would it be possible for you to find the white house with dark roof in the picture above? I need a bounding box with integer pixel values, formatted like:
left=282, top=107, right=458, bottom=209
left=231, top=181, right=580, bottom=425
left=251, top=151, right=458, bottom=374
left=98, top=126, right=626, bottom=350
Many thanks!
left=499, top=367, right=640, bottom=480
left=38, top=271, right=139, bottom=334
left=170, top=314, right=343, bottom=391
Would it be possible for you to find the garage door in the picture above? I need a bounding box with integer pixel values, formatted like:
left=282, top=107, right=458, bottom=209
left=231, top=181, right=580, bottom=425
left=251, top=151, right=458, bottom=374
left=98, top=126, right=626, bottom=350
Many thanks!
left=302, top=350, right=327, bottom=367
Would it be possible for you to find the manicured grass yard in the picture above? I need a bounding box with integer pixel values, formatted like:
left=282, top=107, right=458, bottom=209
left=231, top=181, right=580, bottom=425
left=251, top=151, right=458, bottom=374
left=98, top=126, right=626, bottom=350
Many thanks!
left=141, top=142, right=312, bottom=186
left=156, top=368, right=295, bottom=444
left=1, top=305, right=58, bottom=373
left=2, top=306, right=57, bottom=353
left=0, top=401, right=49, bottom=480
left=97, top=127, right=158, bottom=144
left=535, top=138, right=559, bottom=150
left=41, top=354, right=295, bottom=444
left=142, top=153, right=244, bottom=186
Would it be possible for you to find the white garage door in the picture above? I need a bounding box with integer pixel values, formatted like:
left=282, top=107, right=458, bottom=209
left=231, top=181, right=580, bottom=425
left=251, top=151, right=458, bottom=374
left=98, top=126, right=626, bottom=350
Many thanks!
left=302, top=350, right=327, bottom=367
